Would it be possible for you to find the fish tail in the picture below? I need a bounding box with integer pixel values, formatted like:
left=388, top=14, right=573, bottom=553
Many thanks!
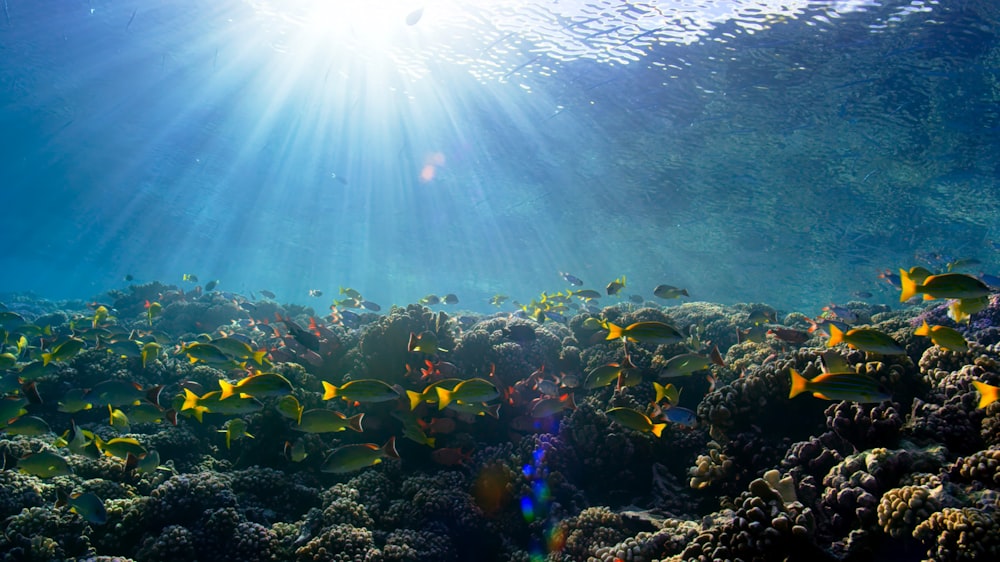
left=653, top=381, right=667, bottom=403
left=42, top=353, right=52, bottom=366
left=406, top=390, right=423, bottom=411
left=485, top=402, right=501, bottom=419
left=435, top=387, right=453, bottom=410
left=181, top=388, right=199, bottom=411
left=914, top=321, right=931, bottom=337
left=973, top=381, right=999, bottom=409
left=252, top=350, right=267, bottom=365
left=604, top=322, right=624, bottom=341
left=218, top=380, right=235, bottom=400
left=710, top=344, right=726, bottom=367
left=348, top=413, right=365, bottom=433
left=564, top=392, right=577, bottom=410
left=827, top=324, right=844, bottom=347
left=146, top=385, right=164, bottom=406
left=788, top=369, right=809, bottom=399
left=107, top=404, right=114, bottom=425
left=651, top=422, right=666, bottom=438
left=321, top=381, right=338, bottom=401
left=383, top=436, right=400, bottom=459
left=426, top=436, right=436, bottom=448
left=899, top=268, right=917, bottom=302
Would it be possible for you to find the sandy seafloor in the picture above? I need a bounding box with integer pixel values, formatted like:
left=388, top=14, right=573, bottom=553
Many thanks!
left=1, top=282, right=999, bottom=562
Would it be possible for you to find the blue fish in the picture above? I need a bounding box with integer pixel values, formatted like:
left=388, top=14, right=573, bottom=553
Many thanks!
left=663, top=407, right=697, bottom=428
left=560, top=272, right=583, bottom=286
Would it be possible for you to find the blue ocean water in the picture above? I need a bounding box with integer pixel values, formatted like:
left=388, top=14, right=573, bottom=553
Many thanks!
left=1, top=0, right=998, bottom=314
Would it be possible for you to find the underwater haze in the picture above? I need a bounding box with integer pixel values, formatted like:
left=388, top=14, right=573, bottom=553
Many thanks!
left=5, top=3, right=1000, bottom=562
left=2, top=0, right=998, bottom=312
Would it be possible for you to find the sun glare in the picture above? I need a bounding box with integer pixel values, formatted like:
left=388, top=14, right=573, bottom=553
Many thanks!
left=297, top=0, right=430, bottom=49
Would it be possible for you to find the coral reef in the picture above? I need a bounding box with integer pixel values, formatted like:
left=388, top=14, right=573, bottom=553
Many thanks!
left=3, top=288, right=1000, bottom=562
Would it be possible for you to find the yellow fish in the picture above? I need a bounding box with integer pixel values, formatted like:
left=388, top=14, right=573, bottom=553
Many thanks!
left=827, top=325, right=904, bottom=355
left=603, top=321, right=684, bottom=345
left=605, top=275, right=626, bottom=296
left=914, top=321, right=968, bottom=352
left=606, top=407, right=666, bottom=437
left=899, top=270, right=990, bottom=302
left=321, top=437, right=399, bottom=474
left=321, top=379, right=400, bottom=403
left=788, top=369, right=889, bottom=403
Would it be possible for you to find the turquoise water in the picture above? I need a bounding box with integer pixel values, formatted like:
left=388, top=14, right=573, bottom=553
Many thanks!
left=2, top=0, right=997, bottom=313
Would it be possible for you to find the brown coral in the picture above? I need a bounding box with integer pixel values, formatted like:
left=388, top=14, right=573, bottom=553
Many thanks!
left=876, top=484, right=943, bottom=538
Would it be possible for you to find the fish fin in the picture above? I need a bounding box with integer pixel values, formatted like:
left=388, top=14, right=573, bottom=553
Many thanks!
left=21, top=381, right=42, bottom=405
left=973, top=381, right=999, bottom=409
left=435, top=387, right=452, bottom=410
left=564, top=393, right=576, bottom=410
left=651, top=423, right=666, bottom=438
left=653, top=382, right=666, bottom=403
left=55, top=488, right=69, bottom=508
left=348, top=413, right=364, bottom=433
left=604, top=322, right=623, bottom=341
left=145, top=385, right=164, bottom=406
left=181, top=388, right=199, bottom=411
left=788, top=369, right=809, bottom=399
left=827, top=324, right=844, bottom=347
left=709, top=344, right=726, bottom=368
left=406, top=390, right=423, bottom=411
left=321, top=381, right=337, bottom=401
left=899, top=268, right=916, bottom=302
left=125, top=452, right=139, bottom=472
left=486, top=402, right=501, bottom=419
left=218, top=380, right=235, bottom=400
left=383, top=436, right=400, bottom=459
